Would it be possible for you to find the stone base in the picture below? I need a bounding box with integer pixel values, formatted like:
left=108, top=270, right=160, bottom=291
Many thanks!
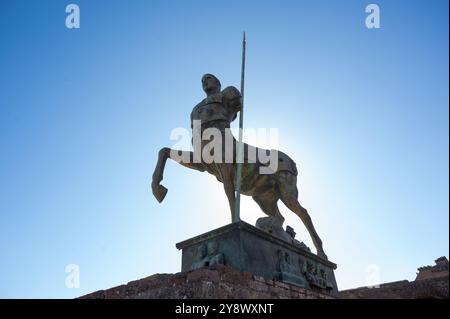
left=176, top=221, right=338, bottom=297
left=79, top=265, right=335, bottom=299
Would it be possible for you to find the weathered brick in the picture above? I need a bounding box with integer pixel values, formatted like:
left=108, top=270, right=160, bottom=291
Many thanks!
left=104, top=285, right=126, bottom=299
left=187, top=268, right=219, bottom=283
left=273, top=280, right=291, bottom=290
left=78, top=265, right=336, bottom=299
left=248, top=280, right=270, bottom=292
left=220, top=267, right=252, bottom=286
left=167, top=272, right=187, bottom=286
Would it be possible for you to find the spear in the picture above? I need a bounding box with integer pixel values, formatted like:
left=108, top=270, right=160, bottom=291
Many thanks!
left=234, top=32, right=246, bottom=223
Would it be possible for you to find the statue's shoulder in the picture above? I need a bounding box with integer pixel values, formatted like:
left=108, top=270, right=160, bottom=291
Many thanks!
left=221, top=86, right=242, bottom=121
left=194, top=97, right=207, bottom=109
left=221, top=86, right=241, bottom=102
left=191, top=97, right=207, bottom=115
left=191, top=99, right=204, bottom=122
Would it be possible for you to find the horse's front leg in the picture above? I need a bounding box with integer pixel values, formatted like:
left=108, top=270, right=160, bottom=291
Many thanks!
left=152, top=148, right=205, bottom=203
left=152, top=147, right=170, bottom=202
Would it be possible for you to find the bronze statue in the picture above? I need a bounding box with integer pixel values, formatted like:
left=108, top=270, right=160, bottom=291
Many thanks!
left=151, top=74, right=327, bottom=259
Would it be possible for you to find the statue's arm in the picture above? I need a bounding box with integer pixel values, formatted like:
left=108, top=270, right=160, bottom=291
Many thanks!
left=222, top=86, right=242, bottom=120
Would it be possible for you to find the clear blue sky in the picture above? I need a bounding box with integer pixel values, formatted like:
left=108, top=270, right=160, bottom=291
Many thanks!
left=0, top=0, right=448, bottom=298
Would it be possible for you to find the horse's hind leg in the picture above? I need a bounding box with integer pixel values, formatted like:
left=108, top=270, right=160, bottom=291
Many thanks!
left=278, top=173, right=327, bottom=259
left=253, top=195, right=285, bottom=233
left=152, top=147, right=204, bottom=203
left=219, top=164, right=238, bottom=223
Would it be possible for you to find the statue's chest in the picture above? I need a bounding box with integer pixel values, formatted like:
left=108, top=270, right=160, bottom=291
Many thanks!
left=192, top=102, right=223, bottom=117
left=191, top=94, right=227, bottom=121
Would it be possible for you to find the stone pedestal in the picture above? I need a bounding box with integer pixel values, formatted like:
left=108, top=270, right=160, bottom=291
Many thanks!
left=176, top=221, right=338, bottom=297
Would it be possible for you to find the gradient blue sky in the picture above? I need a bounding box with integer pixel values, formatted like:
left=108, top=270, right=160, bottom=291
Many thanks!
left=0, top=0, right=448, bottom=298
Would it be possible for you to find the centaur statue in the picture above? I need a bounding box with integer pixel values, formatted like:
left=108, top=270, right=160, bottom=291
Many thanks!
left=151, top=74, right=327, bottom=259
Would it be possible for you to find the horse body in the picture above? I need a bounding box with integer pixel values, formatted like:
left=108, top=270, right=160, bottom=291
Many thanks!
left=151, top=75, right=327, bottom=259
left=151, top=129, right=327, bottom=259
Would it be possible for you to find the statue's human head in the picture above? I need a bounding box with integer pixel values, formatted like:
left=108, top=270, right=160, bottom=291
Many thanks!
left=207, top=241, right=218, bottom=255
left=202, top=74, right=221, bottom=95
left=196, top=244, right=207, bottom=259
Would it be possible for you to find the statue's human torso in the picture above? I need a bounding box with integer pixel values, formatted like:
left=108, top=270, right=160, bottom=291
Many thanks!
left=190, top=87, right=241, bottom=128
left=188, top=86, right=297, bottom=188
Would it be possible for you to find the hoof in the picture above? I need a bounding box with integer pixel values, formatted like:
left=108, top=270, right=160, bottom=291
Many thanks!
left=152, top=184, right=168, bottom=203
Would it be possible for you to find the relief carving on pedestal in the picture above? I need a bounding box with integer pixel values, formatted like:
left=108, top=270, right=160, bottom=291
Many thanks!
left=191, top=241, right=225, bottom=270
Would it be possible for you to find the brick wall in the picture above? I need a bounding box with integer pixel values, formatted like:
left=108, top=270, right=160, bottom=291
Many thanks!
left=339, top=276, right=449, bottom=299
left=79, top=264, right=335, bottom=299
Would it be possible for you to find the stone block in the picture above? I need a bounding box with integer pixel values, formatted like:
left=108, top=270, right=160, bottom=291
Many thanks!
left=176, top=221, right=338, bottom=297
